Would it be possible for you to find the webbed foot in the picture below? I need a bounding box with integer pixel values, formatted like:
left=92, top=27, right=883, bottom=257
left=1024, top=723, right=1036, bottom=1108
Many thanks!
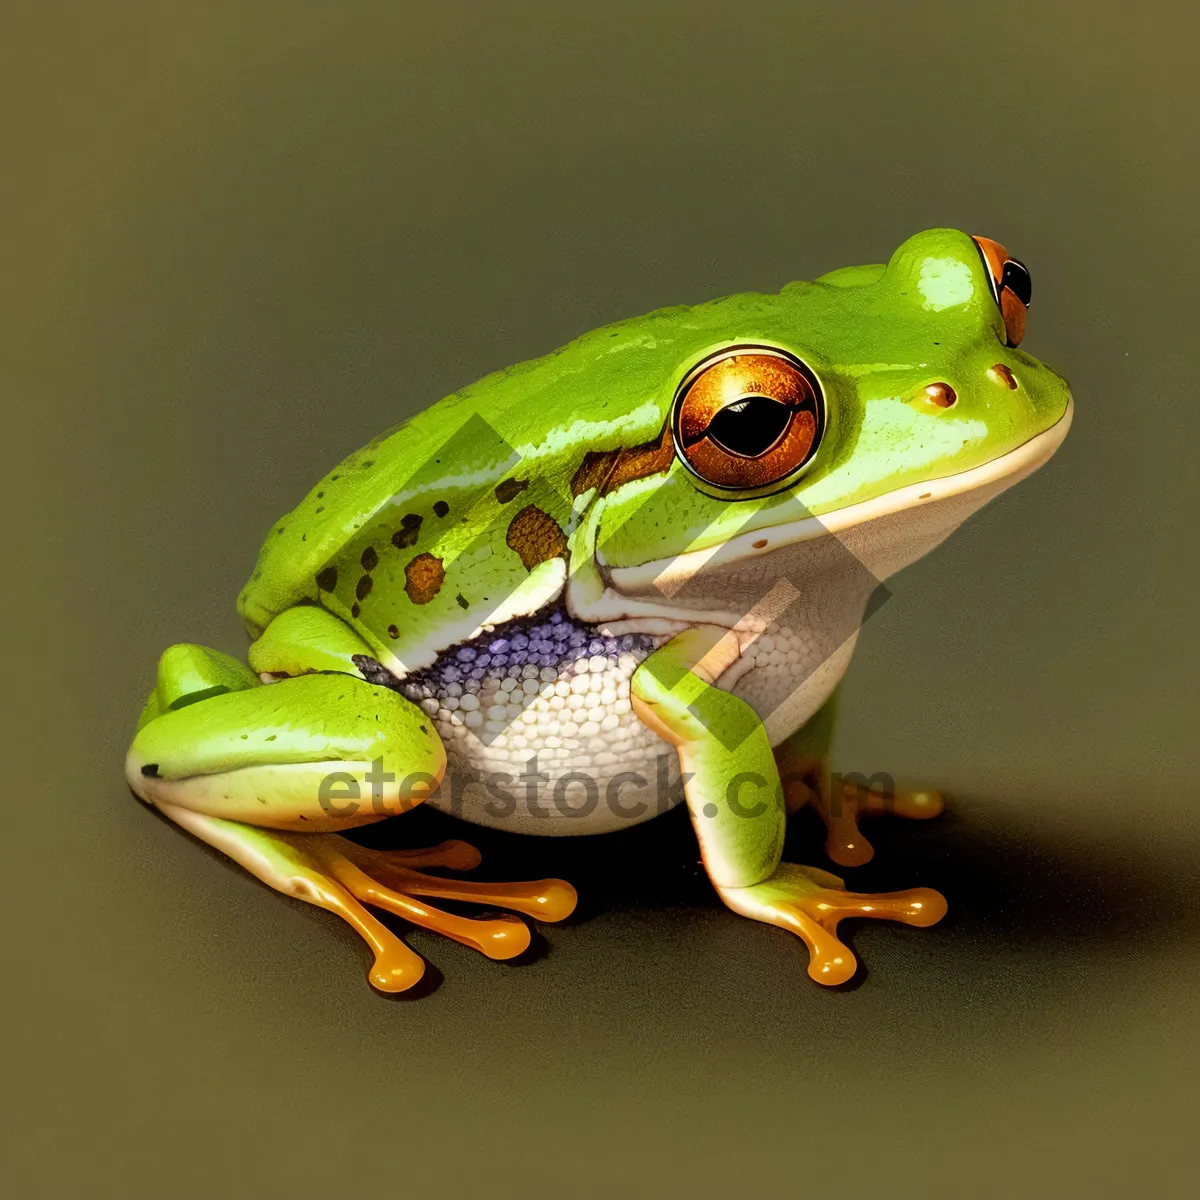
left=777, top=751, right=944, bottom=867
left=164, top=806, right=576, bottom=992
left=717, top=863, right=947, bottom=985
left=810, top=779, right=943, bottom=867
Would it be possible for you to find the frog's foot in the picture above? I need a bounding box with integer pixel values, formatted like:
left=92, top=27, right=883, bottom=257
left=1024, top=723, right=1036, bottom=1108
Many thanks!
left=813, top=780, right=943, bottom=868
left=717, top=863, right=947, bottom=986
left=161, top=804, right=576, bottom=992
left=778, top=757, right=943, bottom=867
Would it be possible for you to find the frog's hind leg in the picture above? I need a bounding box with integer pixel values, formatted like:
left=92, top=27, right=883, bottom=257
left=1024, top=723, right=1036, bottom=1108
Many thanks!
left=162, top=805, right=427, bottom=991
left=337, top=841, right=577, bottom=924
left=128, top=638, right=576, bottom=992
left=774, top=687, right=944, bottom=868
left=160, top=806, right=573, bottom=989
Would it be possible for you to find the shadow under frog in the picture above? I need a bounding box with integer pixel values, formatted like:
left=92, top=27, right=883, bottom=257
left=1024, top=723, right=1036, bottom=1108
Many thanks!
left=340, top=792, right=1199, bottom=996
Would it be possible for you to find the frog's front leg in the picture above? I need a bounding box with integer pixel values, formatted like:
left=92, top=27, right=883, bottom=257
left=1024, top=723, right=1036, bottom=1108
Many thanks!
left=773, top=687, right=944, bottom=868
left=126, top=617, right=575, bottom=993
left=631, top=630, right=945, bottom=985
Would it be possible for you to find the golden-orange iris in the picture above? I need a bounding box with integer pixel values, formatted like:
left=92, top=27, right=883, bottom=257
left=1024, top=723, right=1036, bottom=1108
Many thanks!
left=672, top=348, right=823, bottom=492
left=972, top=235, right=1032, bottom=347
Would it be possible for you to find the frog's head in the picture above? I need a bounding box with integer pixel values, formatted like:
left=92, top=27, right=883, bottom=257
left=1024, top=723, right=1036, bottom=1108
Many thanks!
left=592, top=228, right=1072, bottom=652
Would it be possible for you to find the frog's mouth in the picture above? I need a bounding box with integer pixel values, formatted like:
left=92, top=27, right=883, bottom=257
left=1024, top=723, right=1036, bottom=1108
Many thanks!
left=574, top=398, right=1073, bottom=633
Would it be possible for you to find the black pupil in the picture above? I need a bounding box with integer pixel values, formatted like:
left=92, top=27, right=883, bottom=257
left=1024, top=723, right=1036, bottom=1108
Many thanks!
left=1002, top=258, right=1032, bottom=307
left=706, top=395, right=792, bottom=458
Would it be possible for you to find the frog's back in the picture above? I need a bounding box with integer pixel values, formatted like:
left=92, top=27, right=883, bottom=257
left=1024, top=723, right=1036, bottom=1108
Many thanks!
left=236, top=286, right=812, bottom=667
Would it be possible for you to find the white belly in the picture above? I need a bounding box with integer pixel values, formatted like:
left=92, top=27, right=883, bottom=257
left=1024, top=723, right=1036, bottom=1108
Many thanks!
left=409, top=609, right=851, bottom=836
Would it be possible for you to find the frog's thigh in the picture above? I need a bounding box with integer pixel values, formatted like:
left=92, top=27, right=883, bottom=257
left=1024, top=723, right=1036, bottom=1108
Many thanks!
left=129, top=670, right=444, bottom=829
left=128, top=646, right=574, bottom=992
left=247, top=603, right=378, bottom=678
left=631, top=630, right=947, bottom=986
left=773, top=687, right=945, bottom=868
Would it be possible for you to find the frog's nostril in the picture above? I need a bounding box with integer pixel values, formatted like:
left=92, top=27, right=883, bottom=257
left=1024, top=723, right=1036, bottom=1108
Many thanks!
left=922, top=382, right=957, bottom=408
left=988, top=364, right=1018, bottom=390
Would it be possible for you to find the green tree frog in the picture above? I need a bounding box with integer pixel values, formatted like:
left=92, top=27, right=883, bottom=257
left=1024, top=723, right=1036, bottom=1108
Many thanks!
left=126, top=229, right=1071, bottom=992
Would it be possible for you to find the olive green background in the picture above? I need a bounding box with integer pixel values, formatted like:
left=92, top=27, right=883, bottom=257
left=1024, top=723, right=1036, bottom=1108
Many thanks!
left=4, top=2, right=1197, bottom=1195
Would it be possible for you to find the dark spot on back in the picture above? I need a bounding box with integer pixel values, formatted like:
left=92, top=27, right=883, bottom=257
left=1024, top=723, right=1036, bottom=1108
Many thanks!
left=456, top=593, right=469, bottom=609
left=356, top=575, right=373, bottom=601
left=351, top=602, right=360, bottom=618
left=315, top=566, right=338, bottom=591
left=360, top=546, right=378, bottom=571
left=404, top=553, right=445, bottom=604
left=495, top=478, right=529, bottom=504
left=433, top=500, right=450, bottom=518
left=387, top=624, right=399, bottom=639
left=506, top=505, right=568, bottom=571
left=570, top=449, right=618, bottom=497
left=392, top=514, right=423, bottom=549
left=571, top=424, right=674, bottom=497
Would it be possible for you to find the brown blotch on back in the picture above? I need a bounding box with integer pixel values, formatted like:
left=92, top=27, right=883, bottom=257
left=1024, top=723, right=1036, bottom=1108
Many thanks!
left=494, top=478, right=529, bottom=504
left=404, top=553, right=445, bottom=604
left=355, top=574, right=373, bottom=601
left=387, top=624, right=400, bottom=639
left=360, top=546, right=378, bottom=571
left=570, top=423, right=674, bottom=497
left=506, top=505, right=568, bottom=571
left=391, top=514, right=422, bottom=549
left=315, top=566, right=338, bottom=592
left=433, top=500, right=450, bottom=518
left=570, top=450, right=618, bottom=497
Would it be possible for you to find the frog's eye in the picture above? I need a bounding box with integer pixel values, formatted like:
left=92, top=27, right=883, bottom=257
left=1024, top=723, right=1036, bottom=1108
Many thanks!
left=972, top=235, right=1032, bottom=347
left=671, top=347, right=824, bottom=495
